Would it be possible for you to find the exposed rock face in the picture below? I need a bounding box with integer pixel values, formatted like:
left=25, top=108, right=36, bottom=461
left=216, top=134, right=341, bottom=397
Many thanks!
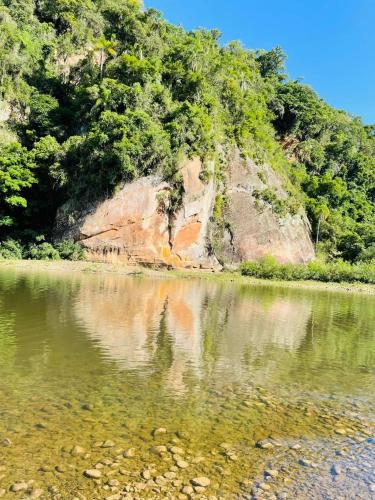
left=212, top=151, right=315, bottom=265
left=55, top=158, right=219, bottom=269
left=55, top=153, right=314, bottom=268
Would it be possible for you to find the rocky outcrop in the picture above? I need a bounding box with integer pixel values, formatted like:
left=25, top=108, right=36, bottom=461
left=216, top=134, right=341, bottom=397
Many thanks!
left=55, top=158, right=219, bottom=269
left=212, top=151, right=315, bottom=265
left=55, top=153, right=315, bottom=268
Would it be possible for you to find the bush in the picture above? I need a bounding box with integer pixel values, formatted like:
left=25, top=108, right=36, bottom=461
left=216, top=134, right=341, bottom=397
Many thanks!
left=25, top=242, right=60, bottom=261
left=55, top=240, right=85, bottom=261
left=240, top=255, right=375, bottom=284
left=0, top=239, right=24, bottom=260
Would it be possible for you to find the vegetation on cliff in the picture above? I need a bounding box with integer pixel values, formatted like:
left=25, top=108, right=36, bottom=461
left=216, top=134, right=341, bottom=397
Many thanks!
left=0, top=0, right=374, bottom=268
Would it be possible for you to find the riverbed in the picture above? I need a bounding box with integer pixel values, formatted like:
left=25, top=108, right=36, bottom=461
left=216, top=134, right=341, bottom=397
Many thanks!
left=0, top=265, right=374, bottom=499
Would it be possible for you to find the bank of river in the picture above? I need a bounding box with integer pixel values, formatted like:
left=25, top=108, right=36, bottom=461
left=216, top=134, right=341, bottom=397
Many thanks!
left=0, top=262, right=374, bottom=499
left=1, top=259, right=375, bottom=295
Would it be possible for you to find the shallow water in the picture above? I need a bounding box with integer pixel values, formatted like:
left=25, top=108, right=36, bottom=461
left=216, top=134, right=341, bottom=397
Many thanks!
left=0, top=267, right=374, bottom=499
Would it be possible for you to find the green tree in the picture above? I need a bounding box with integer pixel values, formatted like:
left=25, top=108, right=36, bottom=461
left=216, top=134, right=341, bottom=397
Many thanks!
left=0, top=142, right=35, bottom=231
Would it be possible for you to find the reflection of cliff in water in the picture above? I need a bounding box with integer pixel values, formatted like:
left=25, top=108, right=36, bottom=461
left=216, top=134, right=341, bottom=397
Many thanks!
left=73, top=276, right=312, bottom=390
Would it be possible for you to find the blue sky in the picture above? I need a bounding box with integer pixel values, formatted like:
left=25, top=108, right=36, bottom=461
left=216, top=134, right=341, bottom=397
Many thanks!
left=144, top=0, right=375, bottom=124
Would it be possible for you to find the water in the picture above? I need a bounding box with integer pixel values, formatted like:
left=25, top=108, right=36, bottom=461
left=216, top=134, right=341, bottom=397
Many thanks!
left=0, top=267, right=374, bottom=499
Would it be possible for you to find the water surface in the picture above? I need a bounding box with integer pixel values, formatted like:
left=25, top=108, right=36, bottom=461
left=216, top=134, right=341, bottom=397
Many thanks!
left=0, top=267, right=374, bottom=499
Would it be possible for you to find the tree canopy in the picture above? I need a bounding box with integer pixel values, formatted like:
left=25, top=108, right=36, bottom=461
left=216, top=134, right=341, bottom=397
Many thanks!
left=0, top=0, right=374, bottom=262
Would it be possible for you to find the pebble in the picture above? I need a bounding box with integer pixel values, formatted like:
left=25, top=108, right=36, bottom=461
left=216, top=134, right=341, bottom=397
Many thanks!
left=194, top=486, right=206, bottom=493
left=290, top=443, right=301, bottom=450
left=154, top=428, right=167, bottom=435
left=0, top=489, right=5, bottom=497
left=108, top=479, right=120, bottom=487
left=265, top=469, right=279, bottom=478
left=260, top=483, right=271, bottom=491
left=142, top=470, right=151, bottom=480
left=369, top=484, right=375, bottom=492
left=331, top=464, right=344, bottom=476
left=170, top=446, right=184, bottom=455
left=164, top=471, right=176, bottom=479
left=35, top=422, right=48, bottom=429
left=84, top=469, right=102, bottom=479
left=71, top=445, right=85, bottom=456
left=10, top=483, right=28, bottom=492
left=134, top=482, right=146, bottom=491
left=335, top=428, right=347, bottom=436
left=105, top=495, right=121, bottom=500
left=257, top=439, right=274, bottom=449
left=299, top=459, right=312, bottom=467
left=123, top=448, right=135, bottom=458
left=39, top=465, right=53, bottom=472
left=191, top=477, right=211, bottom=487
left=1, top=438, right=12, bottom=447
left=181, top=485, right=194, bottom=495
left=176, top=460, right=189, bottom=469
left=102, top=440, right=116, bottom=448
left=152, top=445, right=167, bottom=454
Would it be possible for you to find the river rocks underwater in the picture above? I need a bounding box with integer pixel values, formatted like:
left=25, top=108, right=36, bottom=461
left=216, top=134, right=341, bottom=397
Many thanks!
left=0, top=268, right=374, bottom=499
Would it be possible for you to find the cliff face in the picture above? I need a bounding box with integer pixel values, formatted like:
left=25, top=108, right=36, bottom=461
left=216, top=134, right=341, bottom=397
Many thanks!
left=55, top=158, right=219, bottom=269
left=212, top=151, right=315, bottom=265
left=55, top=155, right=315, bottom=268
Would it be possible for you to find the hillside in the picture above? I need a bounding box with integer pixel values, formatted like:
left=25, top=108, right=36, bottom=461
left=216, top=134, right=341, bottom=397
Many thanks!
left=0, top=0, right=374, bottom=266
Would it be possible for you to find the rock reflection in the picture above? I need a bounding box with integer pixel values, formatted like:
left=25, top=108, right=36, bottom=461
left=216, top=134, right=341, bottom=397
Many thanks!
left=74, top=276, right=312, bottom=391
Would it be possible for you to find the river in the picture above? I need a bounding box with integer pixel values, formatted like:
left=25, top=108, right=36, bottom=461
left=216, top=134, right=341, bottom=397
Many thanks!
left=0, top=267, right=374, bottom=499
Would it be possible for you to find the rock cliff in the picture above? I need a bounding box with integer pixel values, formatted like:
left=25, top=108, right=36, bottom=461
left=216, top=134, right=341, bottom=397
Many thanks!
left=55, top=154, right=315, bottom=268
left=212, top=150, right=315, bottom=265
left=55, top=158, right=219, bottom=269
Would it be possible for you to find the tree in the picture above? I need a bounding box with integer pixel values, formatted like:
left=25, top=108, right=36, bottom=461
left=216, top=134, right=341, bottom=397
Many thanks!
left=0, top=142, right=35, bottom=231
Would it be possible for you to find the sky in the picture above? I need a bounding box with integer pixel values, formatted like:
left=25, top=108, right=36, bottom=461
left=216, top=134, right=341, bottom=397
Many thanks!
left=144, top=0, right=375, bottom=124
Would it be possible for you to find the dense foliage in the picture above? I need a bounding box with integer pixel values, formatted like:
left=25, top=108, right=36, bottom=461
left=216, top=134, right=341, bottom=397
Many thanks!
left=241, top=256, right=375, bottom=285
left=0, top=237, right=84, bottom=260
left=0, top=0, right=374, bottom=265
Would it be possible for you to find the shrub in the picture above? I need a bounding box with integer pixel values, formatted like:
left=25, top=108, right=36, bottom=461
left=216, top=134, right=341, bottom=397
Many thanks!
left=0, top=239, right=24, bottom=260
left=56, top=240, right=85, bottom=261
left=240, top=256, right=375, bottom=284
left=25, top=242, right=60, bottom=260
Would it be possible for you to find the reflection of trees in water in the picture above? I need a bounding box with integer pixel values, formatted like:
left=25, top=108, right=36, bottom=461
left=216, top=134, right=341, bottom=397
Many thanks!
left=152, top=298, right=174, bottom=381
left=292, top=293, right=375, bottom=391
left=0, top=269, right=104, bottom=383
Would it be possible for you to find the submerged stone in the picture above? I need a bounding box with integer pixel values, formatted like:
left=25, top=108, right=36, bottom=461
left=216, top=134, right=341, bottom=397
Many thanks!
left=102, top=440, right=116, bottom=448
left=191, top=477, right=211, bottom=487
left=10, top=483, right=28, bottom=492
left=176, top=460, right=189, bottom=469
left=123, top=448, right=135, bottom=458
left=257, top=439, right=274, bottom=449
left=84, top=469, right=102, bottom=479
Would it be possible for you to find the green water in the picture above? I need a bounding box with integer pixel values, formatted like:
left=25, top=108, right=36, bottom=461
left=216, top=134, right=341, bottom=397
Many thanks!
left=0, top=267, right=374, bottom=499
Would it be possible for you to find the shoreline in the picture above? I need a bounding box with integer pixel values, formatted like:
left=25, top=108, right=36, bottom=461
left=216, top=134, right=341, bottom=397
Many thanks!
left=1, top=259, right=375, bottom=295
